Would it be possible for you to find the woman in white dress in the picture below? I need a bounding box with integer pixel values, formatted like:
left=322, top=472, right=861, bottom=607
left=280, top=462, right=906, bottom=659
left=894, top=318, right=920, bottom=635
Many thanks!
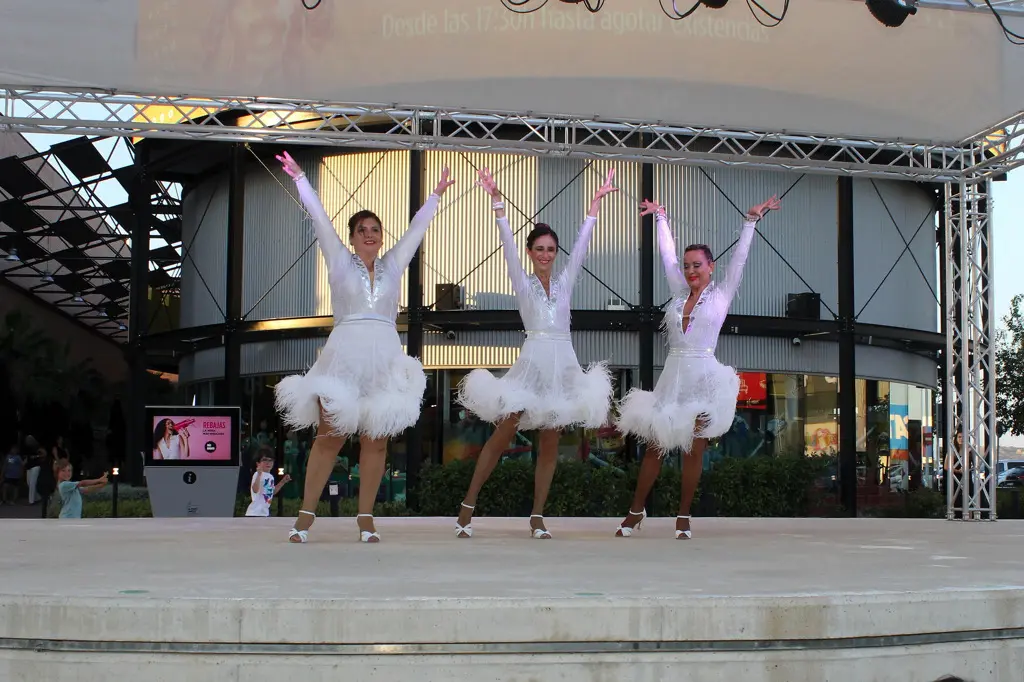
left=454, top=167, right=617, bottom=539
left=615, top=195, right=780, bottom=539
left=152, top=418, right=189, bottom=460
left=273, top=151, right=455, bottom=543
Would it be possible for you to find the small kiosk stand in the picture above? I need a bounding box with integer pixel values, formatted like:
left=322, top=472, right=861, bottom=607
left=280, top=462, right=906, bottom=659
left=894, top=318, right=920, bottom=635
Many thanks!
left=144, top=406, right=241, bottom=518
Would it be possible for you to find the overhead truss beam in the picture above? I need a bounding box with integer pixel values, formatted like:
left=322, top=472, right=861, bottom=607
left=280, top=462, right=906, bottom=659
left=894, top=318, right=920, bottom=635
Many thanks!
left=4, top=88, right=1015, bottom=182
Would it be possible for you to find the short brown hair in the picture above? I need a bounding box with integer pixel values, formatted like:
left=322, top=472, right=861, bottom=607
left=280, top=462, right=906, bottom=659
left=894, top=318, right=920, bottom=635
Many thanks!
left=253, top=446, right=275, bottom=465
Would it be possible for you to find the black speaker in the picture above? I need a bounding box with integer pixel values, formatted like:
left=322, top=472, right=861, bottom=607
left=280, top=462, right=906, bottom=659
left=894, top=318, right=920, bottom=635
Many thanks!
left=786, top=292, right=820, bottom=320
left=435, top=284, right=463, bottom=311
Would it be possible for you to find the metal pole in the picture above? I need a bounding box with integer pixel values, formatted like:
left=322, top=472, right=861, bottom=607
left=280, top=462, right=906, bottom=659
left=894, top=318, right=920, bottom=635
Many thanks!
left=837, top=177, right=857, bottom=517
left=224, top=143, right=246, bottom=407
left=126, top=141, right=152, bottom=486
left=404, top=147, right=425, bottom=508
left=639, top=153, right=656, bottom=508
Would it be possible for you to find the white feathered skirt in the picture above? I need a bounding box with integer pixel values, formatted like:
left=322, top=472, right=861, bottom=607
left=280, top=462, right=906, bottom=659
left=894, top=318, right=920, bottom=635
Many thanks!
left=458, top=333, right=612, bottom=431
left=274, top=318, right=425, bottom=439
left=616, top=349, right=739, bottom=455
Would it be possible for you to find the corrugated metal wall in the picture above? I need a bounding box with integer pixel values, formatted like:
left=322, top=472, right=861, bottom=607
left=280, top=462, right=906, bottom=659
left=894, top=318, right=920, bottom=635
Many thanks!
left=421, top=151, right=535, bottom=311
left=420, top=153, right=640, bottom=310
left=421, top=330, right=638, bottom=369
left=180, top=181, right=228, bottom=327
left=179, top=155, right=938, bottom=387
left=179, top=347, right=225, bottom=384
left=654, top=166, right=838, bottom=316
left=852, top=179, right=939, bottom=331
left=855, top=345, right=937, bottom=389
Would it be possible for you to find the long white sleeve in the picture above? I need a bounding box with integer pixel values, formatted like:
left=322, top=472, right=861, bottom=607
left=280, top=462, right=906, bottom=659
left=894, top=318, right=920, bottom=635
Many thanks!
left=558, top=216, right=597, bottom=292
left=385, top=194, right=440, bottom=273
left=657, top=214, right=686, bottom=298
left=295, top=175, right=349, bottom=274
left=497, top=216, right=530, bottom=297
left=718, top=220, right=758, bottom=303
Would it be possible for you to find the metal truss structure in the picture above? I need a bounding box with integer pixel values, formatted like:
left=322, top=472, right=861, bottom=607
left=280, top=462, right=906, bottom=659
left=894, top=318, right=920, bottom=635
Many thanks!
left=944, top=178, right=998, bottom=520
left=1, top=85, right=1018, bottom=520
left=0, top=88, right=993, bottom=181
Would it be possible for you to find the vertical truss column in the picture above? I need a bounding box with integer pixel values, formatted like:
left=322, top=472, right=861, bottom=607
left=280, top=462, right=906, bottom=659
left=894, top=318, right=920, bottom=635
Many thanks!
left=943, top=176, right=997, bottom=520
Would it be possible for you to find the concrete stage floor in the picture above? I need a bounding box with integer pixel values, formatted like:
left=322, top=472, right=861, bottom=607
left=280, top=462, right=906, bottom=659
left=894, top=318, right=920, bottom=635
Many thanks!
left=1, top=516, right=1023, bottom=681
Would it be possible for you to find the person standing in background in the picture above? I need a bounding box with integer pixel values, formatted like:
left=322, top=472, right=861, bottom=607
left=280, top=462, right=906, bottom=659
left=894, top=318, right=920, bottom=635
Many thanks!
left=246, top=449, right=291, bottom=517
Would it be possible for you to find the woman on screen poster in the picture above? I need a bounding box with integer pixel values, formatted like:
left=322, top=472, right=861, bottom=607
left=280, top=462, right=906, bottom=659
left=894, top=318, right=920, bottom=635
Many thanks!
left=152, top=418, right=190, bottom=460
left=274, top=151, right=454, bottom=544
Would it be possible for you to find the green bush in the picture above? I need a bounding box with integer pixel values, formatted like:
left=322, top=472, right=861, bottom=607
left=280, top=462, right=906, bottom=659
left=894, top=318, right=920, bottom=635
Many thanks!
left=700, top=455, right=828, bottom=517
left=416, top=458, right=687, bottom=517
left=997, top=488, right=1024, bottom=519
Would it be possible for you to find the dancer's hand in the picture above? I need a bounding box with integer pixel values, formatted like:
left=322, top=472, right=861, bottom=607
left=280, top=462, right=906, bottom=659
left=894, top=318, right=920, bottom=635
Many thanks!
left=594, top=168, right=618, bottom=202
left=433, top=167, right=456, bottom=196
left=745, top=195, right=781, bottom=222
left=639, top=199, right=665, bottom=217
left=588, top=169, right=618, bottom=217
left=476, top=167, right=502, bottom=201
left=276, top=151, right=303, bottom=180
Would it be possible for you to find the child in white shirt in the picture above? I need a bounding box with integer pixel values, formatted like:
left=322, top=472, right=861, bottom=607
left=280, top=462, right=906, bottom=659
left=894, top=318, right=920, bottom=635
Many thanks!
left=245, top=450, right=290, bottom=517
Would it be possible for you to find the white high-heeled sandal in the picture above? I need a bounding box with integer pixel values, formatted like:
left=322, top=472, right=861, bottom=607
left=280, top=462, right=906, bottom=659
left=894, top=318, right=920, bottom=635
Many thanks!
left=530, top=514, right=552, bottom=539
left=615, top=509, right=647, bottom=537
left=455, top=502, right=474, bottom=538
left=289, top=510, right=315, bottom=543
left=675, top=515, right=692, bottom=540
left=357, top=513, right=380, bottom=543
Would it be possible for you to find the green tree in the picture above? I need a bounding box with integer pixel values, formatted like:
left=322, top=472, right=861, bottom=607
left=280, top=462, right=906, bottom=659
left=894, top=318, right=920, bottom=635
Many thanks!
left=0, top=310, right=109, bottom=433
left=996, top=294, right=1024, bottom=437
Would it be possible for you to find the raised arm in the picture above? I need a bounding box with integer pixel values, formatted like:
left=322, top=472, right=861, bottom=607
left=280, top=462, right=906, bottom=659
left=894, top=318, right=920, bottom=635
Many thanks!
left=276, top=152, right=349, bottom=273
left=384, top=167, right=455, bottom=272
left=719, top=195, right=781, bottom=302
left=718, top=219, right=757, bottom=303
left=496, top=216, right=530, bottom=297
left=385, top=193, right=440, bottom=272
left=640, top=200, right=685, bottom=297
left=561, top=169, right=617, bottom=287
left=477, top=167, right=530, bottom=297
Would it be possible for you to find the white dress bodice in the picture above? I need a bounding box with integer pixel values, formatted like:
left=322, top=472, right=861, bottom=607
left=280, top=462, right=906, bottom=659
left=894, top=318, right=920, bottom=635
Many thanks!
left=496, top=215, right=596, bottom=335
left=296, top=176, right=439, bottom=325
left=657, top=214, right=757, bottom=355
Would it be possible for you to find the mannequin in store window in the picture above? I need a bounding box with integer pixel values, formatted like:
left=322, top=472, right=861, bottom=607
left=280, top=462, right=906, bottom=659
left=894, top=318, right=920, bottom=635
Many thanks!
left=454, top=167, right=617, bottom=540
left=274, top=151, right=454, bottom=543
left=615, top=195, right=781, bottom=539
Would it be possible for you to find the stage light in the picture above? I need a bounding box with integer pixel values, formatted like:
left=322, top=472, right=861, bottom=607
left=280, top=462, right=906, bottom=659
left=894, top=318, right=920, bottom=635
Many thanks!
left=277, top=467, right=285, bottom=476
left=117, top=322, right=128, bottom=331
left=40, top=271, right=53, bottom=283
left=5, top=249, right=19, bottom=262
left=73, top=292, right=84, bottom=302
left=866, top=0, right=917, bottom=27
left=112, top=467, right=120, bottom=476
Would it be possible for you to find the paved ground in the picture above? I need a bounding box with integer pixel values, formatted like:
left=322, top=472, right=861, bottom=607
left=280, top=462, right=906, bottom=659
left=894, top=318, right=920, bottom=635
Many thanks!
left=1, top=515, right=1022, bottom=601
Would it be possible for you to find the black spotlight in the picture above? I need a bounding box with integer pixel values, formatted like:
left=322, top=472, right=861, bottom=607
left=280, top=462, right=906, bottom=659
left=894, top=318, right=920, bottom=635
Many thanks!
left=701, top=0, right=729, bottom=7
left=866, top=0, right=918, bottom=27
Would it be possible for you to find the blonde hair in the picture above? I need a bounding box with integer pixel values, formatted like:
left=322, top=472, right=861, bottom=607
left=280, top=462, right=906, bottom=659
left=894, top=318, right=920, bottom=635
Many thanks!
left=55, top=458, right=71, bottom=475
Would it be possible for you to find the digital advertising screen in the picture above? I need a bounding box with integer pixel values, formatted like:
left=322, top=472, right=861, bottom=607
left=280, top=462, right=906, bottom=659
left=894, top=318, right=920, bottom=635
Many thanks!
left=145, top=406, right=241, bottom=467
